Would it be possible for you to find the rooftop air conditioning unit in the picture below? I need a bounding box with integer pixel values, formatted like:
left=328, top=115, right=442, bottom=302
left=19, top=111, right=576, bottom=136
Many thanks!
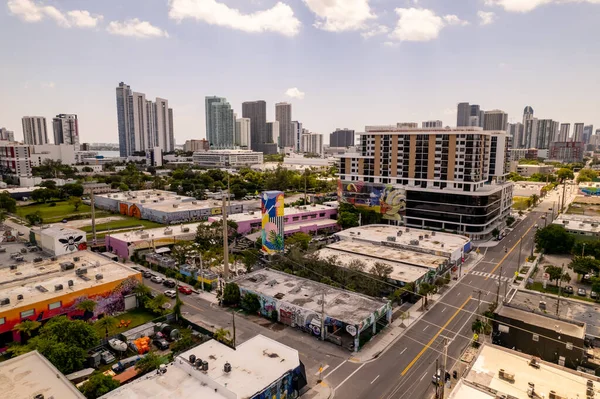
left=224, top=362, right=232, bottom=373
left=17, top=294, right=23, bottom=300
left=60, top=262, right=75, bottom=271
left=192, top=201, right=198, bottom=205
left=387, top=236, right=396, bottom=242
left=173, top=204, right=179, bottom=208
left=68, top=280, right=74, bottom=287
left=424, top=234, right=429, bottom=239
left=76, top=268, right=87, bottom=275
left=431, top=231, right=436, bottom=236
left=249, top=211, right=254, bottom=215
left=55, top=284, right=63, bottom=291
left=140, top=233, right=149, bottom=239
left=539, top=301, right=547, bottom=311
left=164, top=228, right=173, bottom=235
left=181, top=227, right=190, bottom=233
left=74, top=256, right=80, bottom=262
left=95, top=274, right=103, bottom=280
left=10, top=265, right=17, bottom=270
left=0, top=298, right=9, bottom=306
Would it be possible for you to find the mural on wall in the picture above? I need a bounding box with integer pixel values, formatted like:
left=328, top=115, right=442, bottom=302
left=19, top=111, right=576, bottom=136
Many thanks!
left=119, top=203, right=129, bottom=215
left=261, top=191, right=285, bottom=254
left=338, top=181, right=406, bottom=221
left=1, top=229, right=16, bottom=242
left=59, top=234, right=86, bottom=252
left=253, top=371, right=296, bottom=399
left=357, top=302, right=391, bottom=333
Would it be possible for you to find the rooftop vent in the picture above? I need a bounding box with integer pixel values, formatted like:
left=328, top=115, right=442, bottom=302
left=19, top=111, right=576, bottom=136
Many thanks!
left=76, top=268, right=88, bottom=275
left=73, top=256, right=80, bottom=262
left=431, top=231, right=436, bottom=236
left=54, top=284, right=63, bottom=291
left=172, top=203, right=179, bottom=208
left=17, top=294, right=23, bottom=300
left=194, top=358, right=203, bottom=369
left=0, top=298, right=9, bottom=306
left=68, top=280, right=74, bottom=287
left=181, top=227, right=190, bottom=233
left=274, top=293, right=285, bottom=299
left=164, top=228, right=173, bottom=235
left=192, top=201, right=198, bottom=205
left=36, top=285, right=48, bottom=293
left=189, top=354, right=196, bottom=364
left=202, top=361, right=208, bottom=371
left=60, top=262, right=75, bottom=271
left=539, top=301, right=546, bottom=311
left=10, top=265, right=17, bottom=270
left=224, top=362, right=231, bottom=373
left=95, top=274, right=103, bottom=280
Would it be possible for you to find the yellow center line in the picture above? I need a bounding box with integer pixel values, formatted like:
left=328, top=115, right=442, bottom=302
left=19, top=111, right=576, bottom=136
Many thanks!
left=485, top=222, right=536, bottom=280
left=400, top=295, right=472, bottom=377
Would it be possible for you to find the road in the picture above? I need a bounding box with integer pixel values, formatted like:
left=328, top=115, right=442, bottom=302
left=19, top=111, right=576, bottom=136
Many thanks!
left=328, top=207, right=550, bottom=399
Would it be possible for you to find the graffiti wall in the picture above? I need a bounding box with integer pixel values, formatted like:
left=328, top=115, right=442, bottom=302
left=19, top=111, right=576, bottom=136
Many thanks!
left=337, top=180, right=406, bottom=221
left=252, top=370, right=298, bottom=399
left=261, top=191, right=285, bottom=254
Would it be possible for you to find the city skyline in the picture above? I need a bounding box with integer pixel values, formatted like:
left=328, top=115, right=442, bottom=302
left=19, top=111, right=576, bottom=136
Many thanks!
left=2, top=0, right=600, bottom=144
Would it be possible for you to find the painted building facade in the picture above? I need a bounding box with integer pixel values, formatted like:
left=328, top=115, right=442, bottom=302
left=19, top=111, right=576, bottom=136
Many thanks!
left=261, top=191, right=284, bottom=254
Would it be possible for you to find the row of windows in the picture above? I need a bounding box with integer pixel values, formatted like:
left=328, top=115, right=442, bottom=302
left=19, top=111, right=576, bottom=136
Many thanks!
left=17, top=301, right=62, bottom=319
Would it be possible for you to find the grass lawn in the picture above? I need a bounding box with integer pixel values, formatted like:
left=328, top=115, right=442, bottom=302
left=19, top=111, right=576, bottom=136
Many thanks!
left=529, top=281, right=599, bottom=304
left=512, top=196, right=530, bottom=210
left=16, top=201, right=110, bottom=223
left=80, top=218, right=163, bottom=233
left=93, top=308, right=157, bottom=338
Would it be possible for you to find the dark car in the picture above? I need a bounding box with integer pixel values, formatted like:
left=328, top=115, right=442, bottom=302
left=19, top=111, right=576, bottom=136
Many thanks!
left=143, top=271, right=153, bottom=278
left=578, top=288, right=587, bottom=297
left=153, top=338, right=170, bottom=350
left=564, top=286, right=574, bottom=295
left=163, top=279, right=176, bottom=288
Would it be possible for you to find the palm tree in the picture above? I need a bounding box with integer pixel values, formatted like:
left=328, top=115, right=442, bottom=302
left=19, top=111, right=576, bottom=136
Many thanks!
left=213, top=328, right=232, bottom=345
left=95, top=316, right=117, bottom=339
left=76, top=299, right=97, bottom=321
left=530, top=194, right=540, bottom=207
left=13, top=320, right=41, bottom=343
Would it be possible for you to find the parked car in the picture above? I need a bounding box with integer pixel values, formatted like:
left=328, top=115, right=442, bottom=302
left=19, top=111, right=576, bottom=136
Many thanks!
left=62, top=219, right=68, bottom=223
left=131, top=266, right=142, bottom=272
left=153, top=338, right=170, bottom=350
left=591, top=291, right=598, bottom=299
left=100, top=350, right=115, bottom=365
left=564, top=286, right=574, bottom=295
left=143, top=271, right=153, bottom=278
left=178, top=286, right=192, bottom=295
left=151, top=275, right=164, bottom=284
left=164, top=290, right=177, bottom=298
left=163, top=279, right=176, bottom=288
left=578, top=288, right=587, bottom=297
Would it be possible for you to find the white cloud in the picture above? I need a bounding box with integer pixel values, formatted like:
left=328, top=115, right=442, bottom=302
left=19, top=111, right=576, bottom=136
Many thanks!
left=67, top=10, right=103, bottom=28
left=41, top=81, right=55, bottom=89
left=107, top=19, right=169, bottom=39
left=484, top=0, right=600, bottom=13
left=168, top=0, right=301, bottom=37
left=477, top=10, right=496, bottom=25
left=383, top=41, right=398, bottom=47
left=7, top=0, right=102, bottom=28
left=390, top=8, right=468, bottom=42
left=303, top=0, right=375, bottom=32
left=361, top=24, right=389, bottom=38
left=443, top=108, right=455, bottom=115
left=285, top=87, right=305, bottom=99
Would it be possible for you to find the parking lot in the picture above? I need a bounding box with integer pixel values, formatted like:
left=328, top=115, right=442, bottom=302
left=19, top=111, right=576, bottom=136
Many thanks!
left=533, top=253, right=599, bottom=301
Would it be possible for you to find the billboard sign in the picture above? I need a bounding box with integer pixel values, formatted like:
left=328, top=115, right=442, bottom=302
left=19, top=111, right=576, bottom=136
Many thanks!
left=261, top=191, right=284, bottom=254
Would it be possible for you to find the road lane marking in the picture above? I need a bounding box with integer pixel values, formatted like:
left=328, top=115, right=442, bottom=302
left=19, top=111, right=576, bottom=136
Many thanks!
left=457, top=292, right=461, bottom=296
left=423, top=325, right=428, bottom=331
left=371, top=375, right=380, bottom=384
left=335, top=363, right=365, bottom=390
left=401, top=296, right=472, bottom=377
left=323, top=360, right=346, bottom=379
left=420, top=372, right=428, bottom=382
left=315, top=365, right=329, bottom=376
left=441, top=307, right=446, bottom=313
left=468, top=280, right=473, bottom=285
left=400, top=347, right=407, bottom=355
left=486, top=223, right=536, bottom=280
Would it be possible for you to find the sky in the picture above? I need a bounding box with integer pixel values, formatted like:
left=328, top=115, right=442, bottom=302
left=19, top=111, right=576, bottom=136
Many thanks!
left=1, top=0, right=600, bottom=145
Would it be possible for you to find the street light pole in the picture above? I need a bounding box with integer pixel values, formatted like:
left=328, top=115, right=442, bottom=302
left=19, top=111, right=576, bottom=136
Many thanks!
left=198, top=252, right=204, bottom=292
left=582, top=243, right=586, bottom=257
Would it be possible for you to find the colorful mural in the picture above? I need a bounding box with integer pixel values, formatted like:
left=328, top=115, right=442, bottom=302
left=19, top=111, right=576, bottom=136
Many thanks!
left=261, top=191, right=285, bottom=254
left=338, top=181, right=406, bottom=221
left=252, top=371, right=297, bottom=399
left=119, top=203, right=142, bottom=218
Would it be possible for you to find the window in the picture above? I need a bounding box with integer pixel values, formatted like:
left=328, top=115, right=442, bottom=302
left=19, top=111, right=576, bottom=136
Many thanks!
left=20, top=309, right=34, bottom=318
left=292, top=216, right=299, bottom=221
left=566, top=342, right=573, bottom=350
left=498, top=325, right=509, bottom=333
left=301, top=215, right=308, bottom=220
left=319, top=213, right=326, bottom=217
left=49, top=301, right=62, bottom=310
left=532, top=334, right=539, bottom=341
left=0, top=317, right=4, bottom=325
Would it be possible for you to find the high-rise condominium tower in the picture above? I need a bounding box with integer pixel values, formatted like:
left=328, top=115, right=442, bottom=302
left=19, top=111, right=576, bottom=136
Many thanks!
left=242, top=100, right=272, bottom=153
left=330, top=128, right=355, bottom=147
left=0, top=127, right=15, bottom=141
left=456, top=103, right=470, bottom=127
left=235, top=118, right=251, bottom=148
left=291, top=121, right=302, bottom=152
left=266, top=121, right=280, bottom=148
left=583, top=125, right=594, bottom=144
left=559, top=123, right=570, bottom=142
left=508, top=123, right=524, bottom=148
left=205, top=96, right=235, bottom=149
left=22, top=116, right=49, bottom=145
left=573, top=123, right=584, bottom=142
left=275, top=102, right=292, bottom=149
left=52, top=114, right=79, bottom=145
left=116, top=82, right=174, bottom=157
left=483, top=110, right=508, bottom=131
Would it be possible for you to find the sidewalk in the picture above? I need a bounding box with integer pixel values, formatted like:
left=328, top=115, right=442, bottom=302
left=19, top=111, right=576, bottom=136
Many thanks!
left=350, top=252, right=484, bottom=363
left=301, top=380, right=334, bottom=399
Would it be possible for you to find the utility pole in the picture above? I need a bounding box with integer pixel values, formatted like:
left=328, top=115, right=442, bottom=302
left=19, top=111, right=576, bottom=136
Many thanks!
left=517, top=235, right=523, bottom=275
left=473, top=289, right=483, bottom=314
left=304, top=170, right=307, bottom=206
left=320, top=289, right=326, bottom=341
left=222, top=192, right=229, bottom=280
left=232, top=309, right=236, bottom=349
left=496, top=265, right=503, bottom=304
left=442, top=337, right=449, bottom=398
left=582, top=243, right=586, bottom=257
left=556, top=263, right=565, bottom=316
left=435, top=358, right=440, bottom=399
left=561, top=180, right=567, bottom=212
left=90, top=191, right=97, bottom=245
left=199, top=253, right=204, bottom=292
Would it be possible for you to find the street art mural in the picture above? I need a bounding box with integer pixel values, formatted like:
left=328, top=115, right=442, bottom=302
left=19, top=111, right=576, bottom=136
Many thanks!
left=253, top=371, right=297, bottom=399
left=261, top=191, right=285, bottom=254
left=357, top=302, right=392, bottom=333
left=119, top=203, right=142, bottom=218
left=338, top=181, right=406, bottom=221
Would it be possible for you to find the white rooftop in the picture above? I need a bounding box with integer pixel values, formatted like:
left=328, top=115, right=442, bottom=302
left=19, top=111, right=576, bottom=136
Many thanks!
left=1, top=350, right=86, bottom=399
left=143, top=199, right=236, bottom=212
left=553, top=213, right=600, bottom=233
left=449, top=344, right=600, bottom=399
left=107, top=222, right=205, bottom=243
left=213, top=204, right=333, bottom=223
left=96, top=189, right=195, bottom=205
left=235, top=268, right=389, bottom=326
left=40, top=225, right=86, bottom=237
left=0, top=251, right=139, bottom=310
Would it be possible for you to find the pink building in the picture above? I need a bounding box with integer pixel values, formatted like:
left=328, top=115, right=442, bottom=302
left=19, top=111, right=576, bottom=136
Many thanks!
left=209, top=204, right=338, bottom=237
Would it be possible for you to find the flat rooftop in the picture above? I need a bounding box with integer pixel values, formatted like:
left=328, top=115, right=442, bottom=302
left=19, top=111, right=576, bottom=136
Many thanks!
left=335, top=225, right=469, bottom=255
left=449, top=344, right=599, bottom=399
left=497, top=304, right=585, bottom=338
left=316, top=247, right=429, bottom=283
left=107, top=222, right=205, bottom=243
left=142, top=199, right=241, bottom=212
left=508, top=289, right=600, bottom=337
left=96, top=189, right=195, bottom=205
left=213, top=204, right=334, bottom=223
left=553, top=214, right=600, bottom=233
left=244, top=218, right=338, bottom=242
left=324, top=239, right=444, bottom=269
left=40, top=225, right=86, bottom=237
left=0, top=251, right=140, bottom=310
left=1, top=350, right=85, bottom=399
left=235, top=268, right=389, bottom=326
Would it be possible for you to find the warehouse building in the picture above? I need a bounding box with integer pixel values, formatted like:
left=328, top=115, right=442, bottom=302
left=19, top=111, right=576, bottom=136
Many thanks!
left=31, top=226, right=88, bottom=256
left=0, top=251, right=141, bottom=349
left=234, top=269, right=391, bottom=351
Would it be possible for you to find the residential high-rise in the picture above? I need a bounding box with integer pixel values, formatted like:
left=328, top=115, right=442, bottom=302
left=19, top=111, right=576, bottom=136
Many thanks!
left=583, top=125, right=594, bottom=144
left=235, top=118, right=251, bottom=148
left=301, top=132, right=323, bottom=155
left=422, top=120, right=443, bottom=128
left=52, top=114, right=79, bottom=145
left=572, top=123, right=584, bottom=142
left=291, top=121, right=302, bottom=152
left=456, top=103, right=470, bottom=127
left=397, top=122, right=418, bottom=128
left=116, top=82, right=174, bottom=156
left=470, top=104, right=484, bottom=127
left=205, top=97, right=235, bottom=149
left=266, top=121, right=280, bottom=148
left=242, top=100, right=270, bottom=153
left=183, top=139, right=210, bottom=152
left=22, top=116, right=49, bottom=145
left=0, top=142, right=32, bottom=177
left=330, top=128, right=355, bottom=147
left=559, top=123, right=570, bottom=142
left=535, top=119, right=559, bottom=149
left=508, top=123, right=524, bottom=148
left=337, top=126, right=513, bottom=239
left=275, top=102, right=292, bottom=149
left=483, top=110, right=508, bottom=131
left=0, top=127, right=15, bottom=141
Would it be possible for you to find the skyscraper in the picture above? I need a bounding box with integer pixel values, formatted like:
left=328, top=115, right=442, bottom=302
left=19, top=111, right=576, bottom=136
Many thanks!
left=116, top=82, right=174, bottom=156
left=266, top=121, right=280, bottom=148
left=291, top=121, right=302, bottom=152
left=483, top=110, right=508, bottom=131
left=456, top=103, right=470, bottom=127
left=330, top=128, right=355, bottom=147
left=301, top=132, right=323, bottom=155
left=522, top=106, right=536, bottom=148
left=242, top=100, right=269, bottom=153
left=535, top=119, right=558, bottom=149
left=573, top=123, right=584, bottom=142
left=235, top=118, right=251, bottom=148
left=205, top=97, right=235, bottom=148
left=275, top=102, right=293, bottom=149
left=422, top=120, right=443, bottom=128
left=470, top=104, right=484, bottom=127
left=559, top=123, right=570, bottom=142
left=0, top=127, right=15, bottom=141
left=583, top=125, right=594, bottom=144
left=22, top=116, right=49, bottom=145
left=52, top=114, right=79, bottom=146
left=508, top=123, right=524, bottom=148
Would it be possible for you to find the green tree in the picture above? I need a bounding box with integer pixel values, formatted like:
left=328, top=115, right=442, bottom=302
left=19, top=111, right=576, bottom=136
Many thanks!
left=569, top=256, right=600, bottom=277
left=119, top=183, right=130, bottom=192
left=506, top=216, right=515, bottom=227
left=556, top=168, right=575, bottom=182
left=223, top=282, right=241, bottom=306
left=0, top=191, right=17, bottom=212
left=418, top=282, right=437, bottom=308
left=577, top=169, right=598, bottom=183
left=535, top=224, right=575, bottom=254
left=337, top=211, right=359, bottom=229
left=147, top=294, right=170, bottom=315
left=31, top=188, right=51, bottom=203
left=12, top=319, right=41, bottom=342
left=69, top=196, right=83, bottom=211
left=545, top=265, right=570, bottom=287
left=171, top=330, right=195, bottom=353
left=213, top=328, right=233, bottom=345
left=133, top=283, right=153, bottom=308
left=590, top=277, right=600, bottom=301
left=241, top=292, right=261, bottom=314
left=95, top=316, right=117, bottom=339
left=492, top=227, right=500, bottom=238
left=370, top=262, right=393, bottom=279
left=530, top=194, right=540, bottom=207
left=79, top=373, right=120, bottom=399
left=25, top=211, right=43, bottom=226
left=76, top=299, right=97, bottom=320
left=286, top=232, right=312, bottom=251
left=135, top=351, right=167, bottom=374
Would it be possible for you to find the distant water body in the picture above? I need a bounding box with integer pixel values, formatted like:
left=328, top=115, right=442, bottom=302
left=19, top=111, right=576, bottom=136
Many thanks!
left=96, top=150, right=121, bottom=157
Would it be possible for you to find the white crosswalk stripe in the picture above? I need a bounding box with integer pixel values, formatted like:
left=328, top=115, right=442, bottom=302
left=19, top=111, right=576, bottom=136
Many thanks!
left=470, top=270, right=512, bottom=283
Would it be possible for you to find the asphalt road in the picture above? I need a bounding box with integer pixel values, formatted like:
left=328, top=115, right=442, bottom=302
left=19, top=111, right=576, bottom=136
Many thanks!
left=330, top=208, right=549, bottom=399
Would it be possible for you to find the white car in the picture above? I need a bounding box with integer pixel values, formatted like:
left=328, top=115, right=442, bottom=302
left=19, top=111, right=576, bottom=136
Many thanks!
left=164, top=290, right=177, bottom=298
left=150, top=275, right=163, bottom=284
